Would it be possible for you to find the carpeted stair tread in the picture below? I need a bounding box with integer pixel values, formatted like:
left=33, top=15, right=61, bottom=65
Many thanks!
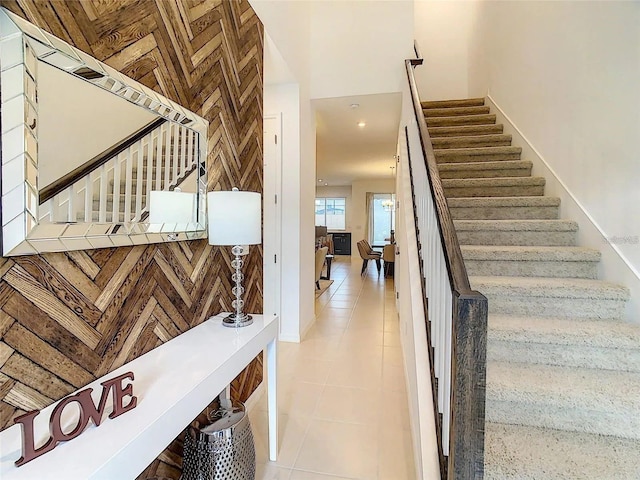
left=421, top=98, right=485, bottom=109
left=470, top=275, right=629, bottom=300
left=428, top=124, right=504, bottom=138
left=435, top=146, right=522, bottom=163
left=454, top=219, right=577, bottom=232
left=438, top=160, right=532, bottom=179
left=448, top=196, right=561, bottom=220
left=424, top=105, right=490, bottom=117
left=443, top=176, right=545, bottom=188
left=486, top=361, right=640, bottom=438
left=489, top=315, right=640, bottom=349
left=426, top=113, right=496, bottom=127
left=444, top=177, right=545, bottom=198
left=484, top=422, right=640, bottom=479
left=431, top=134, right=512, bottom=149
left=461, top=245, right=600, bottom=262
left=448, top=196, right=560, bottom=209
left=463, top=245, right=599, bottom=278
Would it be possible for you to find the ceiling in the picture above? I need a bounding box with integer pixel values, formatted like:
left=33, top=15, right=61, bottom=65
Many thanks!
left=314, top=92, right=402, bottom=186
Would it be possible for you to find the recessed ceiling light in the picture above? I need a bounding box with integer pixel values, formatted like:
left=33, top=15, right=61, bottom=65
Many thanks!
left=324, top=183, right=328, bottom=186
left=358, top=121, right=366, bottom=128
left=350, top=103, right=359, bottom=109
left=318, top=179, right=323, bottom=182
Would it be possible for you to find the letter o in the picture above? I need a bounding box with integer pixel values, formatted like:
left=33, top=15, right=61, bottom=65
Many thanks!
left=50, top=389, right=93, bottom=442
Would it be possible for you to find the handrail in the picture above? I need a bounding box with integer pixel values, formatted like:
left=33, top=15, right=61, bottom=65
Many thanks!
left=405, top=59, right=471, bottom=294
left=405, top=57, right=487, bottom=479
left=414, top=40, right=422, bottom=60
left=39, top=117, right=167, bottom=204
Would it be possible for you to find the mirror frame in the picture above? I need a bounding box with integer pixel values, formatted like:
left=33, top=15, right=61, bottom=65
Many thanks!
left=0, top=8, right=208, bottom=256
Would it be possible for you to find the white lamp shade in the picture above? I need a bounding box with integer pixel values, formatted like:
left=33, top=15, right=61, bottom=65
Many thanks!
left=148, top=190, right=197, bottom=230
left=207, top=190, right=261, bottom=245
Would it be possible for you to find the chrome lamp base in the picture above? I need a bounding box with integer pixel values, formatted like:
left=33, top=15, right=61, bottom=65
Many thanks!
left=223, top=245, right=253, bottom=328
left=222, top=312, right=253, bottom=328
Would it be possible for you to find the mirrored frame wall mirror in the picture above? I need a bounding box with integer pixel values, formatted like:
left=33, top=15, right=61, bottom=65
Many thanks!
left=0, top=8, right=208, bottom=256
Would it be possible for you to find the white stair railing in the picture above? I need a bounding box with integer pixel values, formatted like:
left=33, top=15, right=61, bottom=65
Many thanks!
left=39, top=121, right=197, bottom=224
left=397, top=57, right=488, bottom=479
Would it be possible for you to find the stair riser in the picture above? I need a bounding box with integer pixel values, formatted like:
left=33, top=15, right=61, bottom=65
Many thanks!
left=450, top=206, right=560, bottom=220
left=426, top=114, right=496, bottom=127
left=431, top=137, right=512, bottom=149
left=424, top=106, right=490, bottom=117
left=428, top=125, right=503, bottom=138
left=436, top=152, right=521, bottom=163
left=485, top=295, right=626, bottom=320
left=456, top=231, right=576, bottom=246
left=445, top=185, right=545, bottom=198
left=488, top=341, right=640, bottom=373
left=486, top=401, right=640, bottom=439
left=439, top=167, right=531, bottom=179
left=465, top=260, right=598, bottom=279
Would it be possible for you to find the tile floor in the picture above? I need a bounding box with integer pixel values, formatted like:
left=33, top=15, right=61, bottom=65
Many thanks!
left=250, top=256, right=415, bottom=479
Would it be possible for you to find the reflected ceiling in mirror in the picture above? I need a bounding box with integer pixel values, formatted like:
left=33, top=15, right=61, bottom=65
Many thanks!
left=0, top=8, right=208, bottom=256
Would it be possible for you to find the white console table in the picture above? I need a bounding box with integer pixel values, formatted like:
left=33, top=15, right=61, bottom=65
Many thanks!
left=0, top=313, right=278, bottom=479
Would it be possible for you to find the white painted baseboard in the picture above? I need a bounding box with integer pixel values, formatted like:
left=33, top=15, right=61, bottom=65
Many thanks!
left=487, top=95, right=640, bottom=322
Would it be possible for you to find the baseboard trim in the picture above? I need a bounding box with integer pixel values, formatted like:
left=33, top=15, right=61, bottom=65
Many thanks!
left=487, top=94, right=640, bottom=322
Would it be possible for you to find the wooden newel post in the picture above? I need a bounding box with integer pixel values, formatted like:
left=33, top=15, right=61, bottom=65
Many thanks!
left=449, top=292, right=488, bottom=480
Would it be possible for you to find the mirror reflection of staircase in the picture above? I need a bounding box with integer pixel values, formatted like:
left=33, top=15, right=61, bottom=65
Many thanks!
left=424, top=98, right=640, bottom=477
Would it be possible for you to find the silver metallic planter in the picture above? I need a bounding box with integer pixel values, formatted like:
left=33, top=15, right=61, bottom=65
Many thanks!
left=182, top=401, right=255, bottom=480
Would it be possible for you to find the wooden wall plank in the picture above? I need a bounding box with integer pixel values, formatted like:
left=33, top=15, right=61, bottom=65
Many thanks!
left=0, top=1, right=264, bottom=477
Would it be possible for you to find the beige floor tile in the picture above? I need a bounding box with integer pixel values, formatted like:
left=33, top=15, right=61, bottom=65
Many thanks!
left=256, top=463, right=292, bottom=480
left=383, top=346, right=404, bottom=368
left=252, top=411, right=310, bottom=468
left=314, top=384, right=382, bottom=425
left=382, top=364, right=407, bottom=393
left=289, top=471, right=353, bottom=480
left=255, top=381, right=324, bottom=417
left=280, top=358, right=333, bottom=385
left=326, top=357, right=383, bottom=391
left=378, top=423, right=416, bottom=479
left=383, top=330, right=401, bottom=347
left=294, top=420, right=378, bottom=479
left=320, top=307, right=354, bottom=319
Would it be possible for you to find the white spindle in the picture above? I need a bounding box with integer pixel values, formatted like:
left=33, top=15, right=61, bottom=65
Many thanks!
left=135, top=140, right=144, bottom=220
left=154, top=128, right=163, bottom=191
left=124, top=147, right=133, bottom=222
left=83, top=175, right=93, bottom=223
left=112, top=153, right=123, bottom=223
left=186, top=128, right=194, bottom=170
left=164, top=123, right=172, bottom=189
left=144, top=136, right=154, bottom=215
left=172, top=123, right=179, bottom=184
left=179, top=126, right=187, bottom=178
left=98, top=164, right=107, bottom=223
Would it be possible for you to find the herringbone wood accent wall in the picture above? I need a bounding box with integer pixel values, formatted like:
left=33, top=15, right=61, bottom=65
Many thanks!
left=0, top=1, right=263, bottom=477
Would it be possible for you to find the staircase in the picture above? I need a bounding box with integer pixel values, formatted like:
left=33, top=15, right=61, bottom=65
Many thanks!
left=423, top=98, right=640, bottom=478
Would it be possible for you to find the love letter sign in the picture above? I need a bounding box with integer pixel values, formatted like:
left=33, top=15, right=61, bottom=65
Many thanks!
left=13, top=371, right=137, bottom=466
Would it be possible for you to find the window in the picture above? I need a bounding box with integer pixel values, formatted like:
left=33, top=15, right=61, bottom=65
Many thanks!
left=371, top=193, right=395, bottom=245
left=315, top=197, right=346, bottom=230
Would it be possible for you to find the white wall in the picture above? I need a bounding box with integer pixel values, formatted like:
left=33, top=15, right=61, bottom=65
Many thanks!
left=38, top=61, right=155, bottom=186
left=315, top=185, right=353, bottom=233
left=350, top=178, right=395, bottom=254
left=264, top=83, right=303, bottom=341
left=309, top=1, right=413, bottom=99
left=413, top=0, right=478, bottom=101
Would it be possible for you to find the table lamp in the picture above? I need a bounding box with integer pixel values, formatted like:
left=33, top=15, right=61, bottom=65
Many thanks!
left=207, top=188, right=261, bottom=327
